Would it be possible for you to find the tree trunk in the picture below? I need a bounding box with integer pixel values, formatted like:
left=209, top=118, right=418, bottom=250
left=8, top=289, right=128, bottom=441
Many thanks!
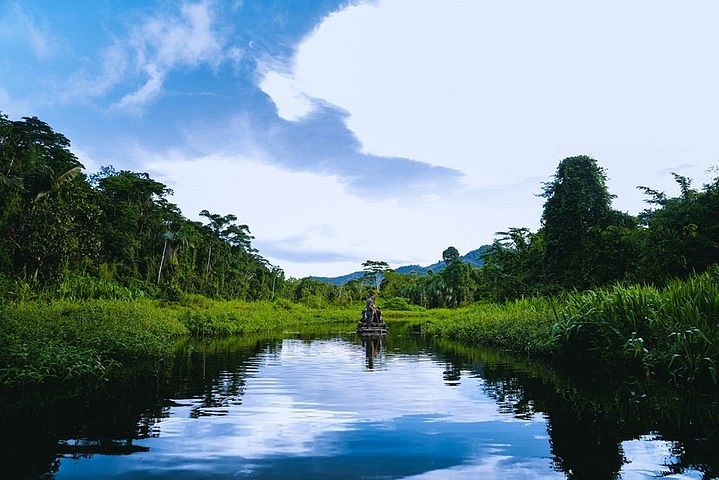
left=157, top=240, right=168, bottom=283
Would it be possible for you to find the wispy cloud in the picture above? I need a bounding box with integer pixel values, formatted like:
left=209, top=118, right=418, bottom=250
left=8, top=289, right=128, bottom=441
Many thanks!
left=63, top=1, right=241, bottom=113
left=115, top=64, right=165, bottom=112
left=0, top=4, right=55, bottom=59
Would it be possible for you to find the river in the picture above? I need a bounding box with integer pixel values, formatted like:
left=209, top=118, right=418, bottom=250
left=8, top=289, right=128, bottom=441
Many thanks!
left=2, top=324, right=717, bottom=479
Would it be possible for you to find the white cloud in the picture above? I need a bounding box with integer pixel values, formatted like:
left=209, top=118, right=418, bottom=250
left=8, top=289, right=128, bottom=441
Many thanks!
left=129, top=1, right=226, bottom=70
left=110, top=0, right=234, bottom=112
left=261, top=0, right=719, bottom=208
left=144, top=151, right=541, bottom=277
left=1, top=4, right=55, bottom=59
left=62, top=44, right=130, bottom=103
left=60, top=1, right=240, bottom=112
left=115, top=64, right=165, bottom=113
left=260, top=70, right=315, bottom=121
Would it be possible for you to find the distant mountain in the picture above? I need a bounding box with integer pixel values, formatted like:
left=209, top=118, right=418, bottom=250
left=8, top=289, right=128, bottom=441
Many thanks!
left=313, top=245, right=492, bottom=286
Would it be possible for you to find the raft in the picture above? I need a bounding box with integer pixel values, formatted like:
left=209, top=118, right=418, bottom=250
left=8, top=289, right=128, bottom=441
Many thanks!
left=357, top=308, right=388, bottom=335
left=357, top=323, right=388, bottom=335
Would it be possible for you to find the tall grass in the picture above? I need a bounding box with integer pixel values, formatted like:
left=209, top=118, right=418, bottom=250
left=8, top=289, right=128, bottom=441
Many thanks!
left=422, top=298, right=557, bottom=356
left=0, top=296, right=358, bottom=387
left=0, top=300, right=186, bottom=386
left=551, top=269, right=719, bottom=383
left=423, top=268, right=719, bottom=385
left=172, top=295, right=357, bottom=336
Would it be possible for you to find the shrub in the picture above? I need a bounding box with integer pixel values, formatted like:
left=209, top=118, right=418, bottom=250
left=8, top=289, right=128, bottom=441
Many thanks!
left=382, top=297, right=412, bottom=311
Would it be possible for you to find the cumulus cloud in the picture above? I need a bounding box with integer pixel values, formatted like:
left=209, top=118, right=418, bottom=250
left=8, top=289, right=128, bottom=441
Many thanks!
left=260, top=0, right=719, bottom=209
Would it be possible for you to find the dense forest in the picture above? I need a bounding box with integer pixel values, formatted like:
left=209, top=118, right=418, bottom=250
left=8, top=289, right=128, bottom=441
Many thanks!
left=2, top=112, right=718, bottom=309
left=0, top=113, right=282, bottom=302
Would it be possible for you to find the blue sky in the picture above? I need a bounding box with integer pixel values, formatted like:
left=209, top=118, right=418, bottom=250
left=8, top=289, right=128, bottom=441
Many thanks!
left=2, top=1, right=718, bottom=277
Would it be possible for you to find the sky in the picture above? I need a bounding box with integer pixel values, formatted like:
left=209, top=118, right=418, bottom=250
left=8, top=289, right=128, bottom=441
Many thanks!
left=1, top=0, right=718, bottom=278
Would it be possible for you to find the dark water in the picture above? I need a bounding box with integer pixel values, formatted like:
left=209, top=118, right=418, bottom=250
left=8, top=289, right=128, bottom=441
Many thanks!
left=2, top=326, right=718, bottom=479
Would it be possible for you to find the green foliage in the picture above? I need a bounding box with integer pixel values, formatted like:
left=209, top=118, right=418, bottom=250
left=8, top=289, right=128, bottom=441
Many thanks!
left=470, top=157, right=718, bottom=304
left=382, top=296, right=413, bottom=310
left=0, top=300, right=187, bottom=386
left=541, top=156, right=637, bottom=290
left=362, top=259, right=390, bottom=291
left=175, top=299, right=356, bottom=336
left=378, top=248, right=485, bottom=309
left=0, top=297, right=358, bottom=387
left=424, top=269, right=719, bottom=386
left=424, top=298, right=557, bottom=356
left=636, top=173, right=719, bottom=283
left=52, top=273, right=144, bottom=301
left=0, top=113, right=281, bottom=302
left=550, top=267, right=719, bottom=384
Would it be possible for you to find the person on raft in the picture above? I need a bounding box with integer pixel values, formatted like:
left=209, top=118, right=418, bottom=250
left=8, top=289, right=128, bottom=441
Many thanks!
left=366, top=292, right=378, bottom=323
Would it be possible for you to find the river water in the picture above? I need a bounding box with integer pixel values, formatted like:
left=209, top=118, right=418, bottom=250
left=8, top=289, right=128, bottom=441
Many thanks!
left=2, top=325, right=718, bottom=479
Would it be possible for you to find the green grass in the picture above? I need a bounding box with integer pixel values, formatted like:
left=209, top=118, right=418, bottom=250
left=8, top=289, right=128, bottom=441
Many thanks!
left=418, top=298, right=557, bottom=356
left=420, top=268, right=719, bottom=385
left=551, top=270, right=719, bottom=384
left=172, top=295, right=357, bottom=336
left=0, top=297, right=358, bottom=387
left=3, top=269, right=717, bottom=388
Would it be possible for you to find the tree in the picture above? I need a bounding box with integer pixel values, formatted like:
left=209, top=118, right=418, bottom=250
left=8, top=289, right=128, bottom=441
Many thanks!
left=442, top=246, right=460, bottom=263
left=438, top=246, right=474, bottom=307
left=636, top=171, right=719, bottom=282
left=361, top=260, right=390, bottom=292
left=541, top=156, right=620, bottom=289
left=476, top=228, right=546, bottom=301
left=0, top=115, right=93, bottom=281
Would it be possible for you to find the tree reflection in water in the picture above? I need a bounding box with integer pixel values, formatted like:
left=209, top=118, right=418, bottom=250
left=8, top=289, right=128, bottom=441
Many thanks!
left=428, top=336, right=719, bottom=479
left=1, top=327, right=717, bottom=480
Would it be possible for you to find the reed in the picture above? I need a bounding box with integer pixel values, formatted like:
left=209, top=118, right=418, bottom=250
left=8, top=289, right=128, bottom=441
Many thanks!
left=423, top=268, right=719, bottom=385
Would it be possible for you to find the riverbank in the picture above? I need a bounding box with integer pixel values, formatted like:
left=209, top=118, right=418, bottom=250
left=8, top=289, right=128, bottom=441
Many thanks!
left=421, top=268, right=719, bottom=386
left=2, top=269, right=717, bottom=388
left=0, top=297, right=358, bottom=387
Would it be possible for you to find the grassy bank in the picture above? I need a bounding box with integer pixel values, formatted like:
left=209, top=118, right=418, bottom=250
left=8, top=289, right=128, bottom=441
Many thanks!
left=3, top=269, right=718, bottom=388
left=422, top=268, right=719, bottom=385
left=0, top=297, right=357, bottom=387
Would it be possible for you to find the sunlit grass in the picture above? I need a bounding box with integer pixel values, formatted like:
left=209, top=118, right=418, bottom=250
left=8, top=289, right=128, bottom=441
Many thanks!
left=0, top=297, right=358, bottom=387
left=3, top=269, right=717, bottom=387
left=422, top=268, right=719, bottom=385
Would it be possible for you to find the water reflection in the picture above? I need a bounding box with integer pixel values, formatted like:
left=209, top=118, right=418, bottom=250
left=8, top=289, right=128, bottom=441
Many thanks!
left=361, top=334, right=384, bottom=369
left=0, top=327, right=716, bottom=479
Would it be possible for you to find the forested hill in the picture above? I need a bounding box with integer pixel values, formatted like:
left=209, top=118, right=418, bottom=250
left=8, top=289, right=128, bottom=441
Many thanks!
left=314, top=245, right=491, bottom=285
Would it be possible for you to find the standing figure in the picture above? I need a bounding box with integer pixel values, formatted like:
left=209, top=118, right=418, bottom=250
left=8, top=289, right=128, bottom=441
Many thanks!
left=365, top=292, right=378, bottom=323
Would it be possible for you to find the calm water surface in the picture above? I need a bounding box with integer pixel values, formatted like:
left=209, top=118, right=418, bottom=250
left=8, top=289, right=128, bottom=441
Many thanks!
left=2, top=326, right=718, bottom=479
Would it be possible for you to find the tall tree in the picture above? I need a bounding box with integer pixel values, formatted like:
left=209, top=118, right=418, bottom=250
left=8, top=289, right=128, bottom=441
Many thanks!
left=0, top=115, right=92, bottom=281
left=362, top=260, right=390, bottom=292
left=439, top=246, right=473, bottom=307
left=541, top=156, right=616, bottom=289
